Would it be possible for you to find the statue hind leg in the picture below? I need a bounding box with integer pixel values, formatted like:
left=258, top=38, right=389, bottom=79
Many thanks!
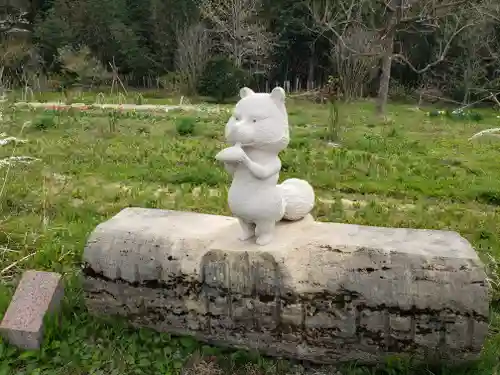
left=255, top=220, right=276, bottom=246
left=238, top=219, right=255, bottom=241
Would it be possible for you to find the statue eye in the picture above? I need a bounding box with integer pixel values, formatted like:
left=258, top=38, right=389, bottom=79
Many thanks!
left=252, top=119, right=257, bottom=123
left=234, top=115, right=240, bottom=121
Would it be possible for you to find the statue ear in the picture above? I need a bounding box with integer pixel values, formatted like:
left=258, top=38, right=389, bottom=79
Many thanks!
left=239, top=87, right=254, bottom=98
left=270, top=86, right=286, bottom=104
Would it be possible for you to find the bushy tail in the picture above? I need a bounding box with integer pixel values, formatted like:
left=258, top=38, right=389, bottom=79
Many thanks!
left=278, top=178, right=315, bottom=221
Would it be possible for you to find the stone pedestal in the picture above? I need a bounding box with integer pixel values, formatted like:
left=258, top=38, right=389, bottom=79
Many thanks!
left=82, top=207, right=489, bottom=365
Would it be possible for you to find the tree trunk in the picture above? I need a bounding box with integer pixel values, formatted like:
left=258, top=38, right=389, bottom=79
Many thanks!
left=307, top=42, right=315, bottom=90
left=234, top=41, right=242, bottom=68
left=463, top=59, right=472, bottom=105
left=375, top=33, right=394, bottom=116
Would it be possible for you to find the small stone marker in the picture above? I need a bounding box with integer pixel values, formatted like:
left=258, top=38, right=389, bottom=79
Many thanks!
left=0, top=270, right=64, bottom=350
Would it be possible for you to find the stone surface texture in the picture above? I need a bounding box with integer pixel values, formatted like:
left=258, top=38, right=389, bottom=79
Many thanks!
left=0, top=270, right=64, bottom=350
left=215, top=87, right=315, bottom=245
left=82, top=207, right=490, bottom=365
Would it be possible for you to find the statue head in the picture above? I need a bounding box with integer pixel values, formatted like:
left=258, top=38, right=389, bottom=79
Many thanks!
left=224, top=87, right=290, bottom=153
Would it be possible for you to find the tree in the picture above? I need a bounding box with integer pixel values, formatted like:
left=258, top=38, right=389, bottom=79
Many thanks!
left=33, top=3, right=74, bottom=67
left=58, top=45, right=110, bottom=86
left=330, top=26, right=380, bottom=100
left=175, top=22, right=213, bottom=95
left=200, top=0, right=274, bottom=70
left=34, top=0, right=153, bottom=77
left=13, top=0, right=500, bottom=107
left=261, top=0, right=328, bottom=89
left=197, top=56, right=247, bottom=102
left=442, top=20, right=498, bottom=103
left=309, top=0, right=480, bottom=115
left=125, top=0, right=200, bottom=75
left=0, top=2, right=30, bottom=36
left=419, top=0, right=500, bottom=104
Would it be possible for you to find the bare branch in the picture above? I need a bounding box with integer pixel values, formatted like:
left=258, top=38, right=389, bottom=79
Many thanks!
left=308, top=0, right=482, bottom=114
left=393, top=22, right=474, bottom=73
left=471, top=0, right=500, bottom=23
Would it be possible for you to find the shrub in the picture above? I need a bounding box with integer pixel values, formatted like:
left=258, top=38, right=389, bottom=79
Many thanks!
left=108, top=110, right=119, bottom=132
left=33, top=113, right=57, bottom=130
left=325, top=76, right=341, bottom=143
left=58, top=45, right=111, bottom=87
left=197, top=57, right=247, bottom=102
left=95, top=92, right=106, bottom=104
left=134, top=93, right=145, bottom=105
left=176, top=116, right=197, bottom=136
left=388, top=81, right=414, bottom=102
left=159, top=72, right=184, bottom=94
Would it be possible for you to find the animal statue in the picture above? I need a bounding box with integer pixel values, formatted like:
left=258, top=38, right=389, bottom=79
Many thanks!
left=215, top=86, right=315, bottom=245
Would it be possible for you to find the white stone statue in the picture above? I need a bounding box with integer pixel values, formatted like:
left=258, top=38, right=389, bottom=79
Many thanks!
left=215, top=86, right=315, bottom=245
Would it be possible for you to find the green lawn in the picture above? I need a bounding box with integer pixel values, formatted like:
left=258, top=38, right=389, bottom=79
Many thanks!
left=0, top=96, right=499, bottom=375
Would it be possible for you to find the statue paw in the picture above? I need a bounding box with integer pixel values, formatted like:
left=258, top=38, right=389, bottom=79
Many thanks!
left=215, top=146, right=246, bottom=163
left=239, top=233, right=254, bottom=241
left=256, top=234, right=273, bottom=246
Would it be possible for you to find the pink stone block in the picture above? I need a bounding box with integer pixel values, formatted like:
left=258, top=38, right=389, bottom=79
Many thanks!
left=0, top=270, right=64, bottom=350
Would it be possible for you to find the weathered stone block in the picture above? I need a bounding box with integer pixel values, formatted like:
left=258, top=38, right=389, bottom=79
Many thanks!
left=0, top=270, right=64, bottom=350
left=82, top=207, right=490, bottom=365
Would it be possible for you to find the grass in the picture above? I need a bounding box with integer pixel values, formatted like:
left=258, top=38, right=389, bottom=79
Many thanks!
left=0, top=95, right=500, bottom=375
